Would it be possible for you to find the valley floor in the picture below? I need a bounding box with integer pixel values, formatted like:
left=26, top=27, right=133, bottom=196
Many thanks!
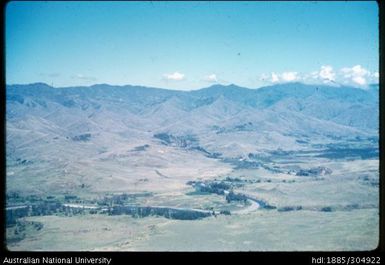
left=6, top=157, right=379, bottom=251
left=7, top=209, right=378, bottom=251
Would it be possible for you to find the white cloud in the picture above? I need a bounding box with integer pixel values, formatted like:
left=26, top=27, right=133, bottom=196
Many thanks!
left=308, top=65, right=336, bottom=84
left=318, top=65, right=335, bottom=81
left=341, top=65, right=369, bottom=77
left=371, top=72, right=380, bottom=83
left=163, top=72, right=185, bottom=81
left=340, top=65, right=370, bottom=86
left=261, top=64, right=377, bottom=88
left=352, top=76, right=366, bottom=85
left=271, top=72, right=280, bottom=83
left=264, top=72, right=298, bottom=83
left=310, top=71, right=319, bottom=78
left=204, top=74, right=218, bottom=83
left=281, top=72, right=298, bottom=82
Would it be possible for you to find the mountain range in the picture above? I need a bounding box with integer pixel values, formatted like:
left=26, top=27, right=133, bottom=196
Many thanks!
left=5, top=82, right=379, bottom=195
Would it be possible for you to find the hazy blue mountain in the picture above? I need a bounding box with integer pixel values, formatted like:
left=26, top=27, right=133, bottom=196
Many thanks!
left=6, top=82, right=378, bottom=161
left=7, top=82, right=378, bottom=131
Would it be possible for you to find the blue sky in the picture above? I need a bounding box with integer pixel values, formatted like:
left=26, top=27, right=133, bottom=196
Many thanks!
left=6, top=1, right=379, bottom=90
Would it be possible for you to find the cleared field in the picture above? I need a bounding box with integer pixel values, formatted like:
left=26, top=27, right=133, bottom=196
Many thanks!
left=7, top=208, right=378, bottom=251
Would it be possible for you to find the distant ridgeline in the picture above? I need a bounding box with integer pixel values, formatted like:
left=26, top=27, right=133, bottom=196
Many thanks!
left=6, top=82, right=379, bottom=134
